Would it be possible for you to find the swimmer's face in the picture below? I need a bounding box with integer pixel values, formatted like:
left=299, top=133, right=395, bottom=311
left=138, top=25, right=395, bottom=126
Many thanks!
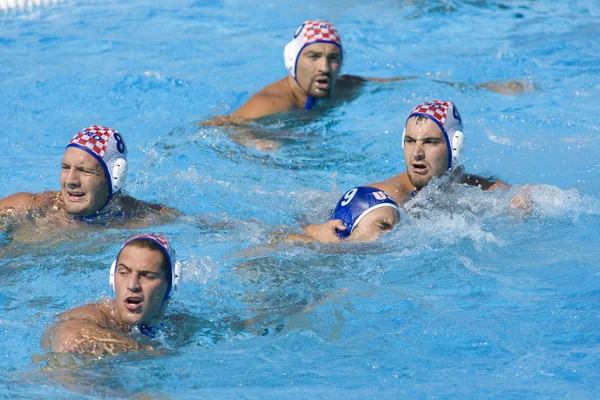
left=60, top=147, right=109, bottom=216
left=113, top=245, right=169, bottom=327
left=347, top=206, right=400, bottom=242
left=403, top=117, right=450, bottom=190
left=296, top=42, right=342, bottom=98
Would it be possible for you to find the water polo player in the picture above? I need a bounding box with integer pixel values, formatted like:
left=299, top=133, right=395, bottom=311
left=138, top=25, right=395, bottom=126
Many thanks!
left=306, top=100, right=531, bottom=241
left=0, top=125, right=177, bottom=227
left=43, top=233, right=182, bottom=357
left=288, top=186, right=401, bottom=243
left=202, top=19, right=411, bottom=125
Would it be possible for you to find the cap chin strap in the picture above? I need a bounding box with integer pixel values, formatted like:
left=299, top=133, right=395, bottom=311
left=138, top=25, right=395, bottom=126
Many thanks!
left=401, top=128, right=465, bottom=168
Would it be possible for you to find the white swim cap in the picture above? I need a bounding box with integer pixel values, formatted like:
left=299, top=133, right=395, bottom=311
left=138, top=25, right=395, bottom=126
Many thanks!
left=67, top=125, right=128, bottom=202
left=284, top=20, right=343, bottom=79
left=109, top=233, right=182, bottom=301
left=402, top=100, right=465, bottom=169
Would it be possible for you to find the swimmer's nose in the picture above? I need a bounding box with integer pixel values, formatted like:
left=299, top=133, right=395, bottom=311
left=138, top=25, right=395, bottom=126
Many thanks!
left=127, top=273, right=142, bottom=292
left=318, top=57, right=331, bottom=74
left=412, top=142, right=425, bottom=160
left=65, top=168, right=80, bottom=187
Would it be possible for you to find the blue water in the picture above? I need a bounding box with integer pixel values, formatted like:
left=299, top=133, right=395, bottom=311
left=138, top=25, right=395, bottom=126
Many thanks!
left=1, top=0, right=600, bottom=398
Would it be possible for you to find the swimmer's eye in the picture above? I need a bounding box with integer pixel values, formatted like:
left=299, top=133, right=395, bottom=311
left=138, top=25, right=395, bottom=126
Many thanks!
left=328, top=55, right=342, bottom=63
left=404, top=137, right=415, bottom=144
left=423, top=138, right=443, bottom=145
left=139, top=271, right=162, bottom=281
left=378, top=223, right=392, bottom=231
left=61, top=164, right=70, bottom=170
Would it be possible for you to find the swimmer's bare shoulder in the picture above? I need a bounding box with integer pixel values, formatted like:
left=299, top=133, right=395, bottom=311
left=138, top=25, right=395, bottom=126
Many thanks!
left=200, top=78, right=294, bottom=125
left=231, top=78, right=295, bottom=119
left=0, top=190, right=62, bottom=215
left=368, top=172, right=414, bottom=205
left=0, top=192, right=35, bottom=213
left=44, top=302, right=152, bottom=357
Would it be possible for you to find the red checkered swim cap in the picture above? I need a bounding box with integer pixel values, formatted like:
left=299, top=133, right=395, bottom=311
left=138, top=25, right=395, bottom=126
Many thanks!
left=67, top=125, right=128, bottom=202
left=284, top=20, right=343, bottom=79
left=403, top=100, right=465, bottom=169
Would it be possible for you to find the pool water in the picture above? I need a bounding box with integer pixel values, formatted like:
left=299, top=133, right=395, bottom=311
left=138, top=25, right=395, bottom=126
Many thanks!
left=1, top=0, right=599, bottom=398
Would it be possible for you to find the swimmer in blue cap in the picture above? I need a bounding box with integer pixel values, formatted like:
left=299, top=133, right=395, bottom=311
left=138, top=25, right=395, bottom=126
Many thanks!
left=287, top=186, right=401, bottom=243
left=306, top=100, right=530, bottom=240
left=43, top=233, right=182, bottom=358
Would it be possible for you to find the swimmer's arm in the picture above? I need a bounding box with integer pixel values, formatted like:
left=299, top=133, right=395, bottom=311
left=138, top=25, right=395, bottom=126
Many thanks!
left=199, top=115, right=253, bottom=127
left=141, top=200, right=180, bottom=216
left=462, top=174, right=510, bottom=191
left=476, top=79, right=534, bottom=96
left=0, top=192, right=35, bottom=214
left=433, top=78, right=533, bottom=96
left=463, top=174, right=533, bottom=212
left=338, top=74, right=416, bottom=87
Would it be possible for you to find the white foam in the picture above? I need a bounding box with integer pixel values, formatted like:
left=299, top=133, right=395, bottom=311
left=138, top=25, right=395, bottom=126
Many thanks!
left=0, top=0, right=63, bottom=12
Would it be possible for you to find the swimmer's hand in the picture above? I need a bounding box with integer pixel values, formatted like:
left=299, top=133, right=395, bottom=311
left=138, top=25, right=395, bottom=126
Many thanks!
left=510, top=186, right=534, bottom=214
left=303, top=220, right=345, bottom=243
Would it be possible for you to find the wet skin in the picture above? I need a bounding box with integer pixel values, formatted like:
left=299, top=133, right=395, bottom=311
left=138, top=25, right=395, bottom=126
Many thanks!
left=60, top=147, right=109, bottom=216
left=113, top=245, right=169, bottom=327
left=403, top=117, right=450, bottom=190
left=347, top=206, right=401, bottom=242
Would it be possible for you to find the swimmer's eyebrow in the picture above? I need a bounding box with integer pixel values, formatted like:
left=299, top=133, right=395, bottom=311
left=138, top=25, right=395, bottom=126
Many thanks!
left=404, top=133, right=443, bottom=143
left=116, top=263, right=162, bottom=277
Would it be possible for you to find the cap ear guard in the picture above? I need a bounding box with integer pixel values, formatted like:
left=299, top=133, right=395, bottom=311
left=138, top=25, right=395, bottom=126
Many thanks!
left=170, top=261, right=182, bottom=294
left=109, top=260, right=117, bottom=291
left=110, top=158, right=128, bottom=194
left=451, top=130, right=464, bottom=164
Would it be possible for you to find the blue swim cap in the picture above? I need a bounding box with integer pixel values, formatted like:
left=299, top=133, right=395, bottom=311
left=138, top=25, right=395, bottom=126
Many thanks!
left=332, top=186, right=400, bottom=238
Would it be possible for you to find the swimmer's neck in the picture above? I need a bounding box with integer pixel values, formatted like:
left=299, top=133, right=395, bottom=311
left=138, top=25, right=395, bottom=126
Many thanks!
left=70, top=192, right=125, bottom=221
left=287, top=75, right=316, bottom=110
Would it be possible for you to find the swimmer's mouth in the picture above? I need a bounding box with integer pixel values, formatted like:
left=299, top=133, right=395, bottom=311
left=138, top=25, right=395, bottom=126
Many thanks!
left=411, top=162, right=428, bottom=174
left=66, top=191, right=86, bottom=199
left=315, top=77, right=330, bottom=90
left=125, top=296, right=143, bottom=311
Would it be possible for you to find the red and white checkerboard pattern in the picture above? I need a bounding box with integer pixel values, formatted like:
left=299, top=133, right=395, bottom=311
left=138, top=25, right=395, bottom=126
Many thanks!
left=302, top=20, right=341, bottom=45
left=131, top=233, right=170, bottom=250
left=69, top=125, right=116, bottom=158
left=409, top=100, right=450, bottom=126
